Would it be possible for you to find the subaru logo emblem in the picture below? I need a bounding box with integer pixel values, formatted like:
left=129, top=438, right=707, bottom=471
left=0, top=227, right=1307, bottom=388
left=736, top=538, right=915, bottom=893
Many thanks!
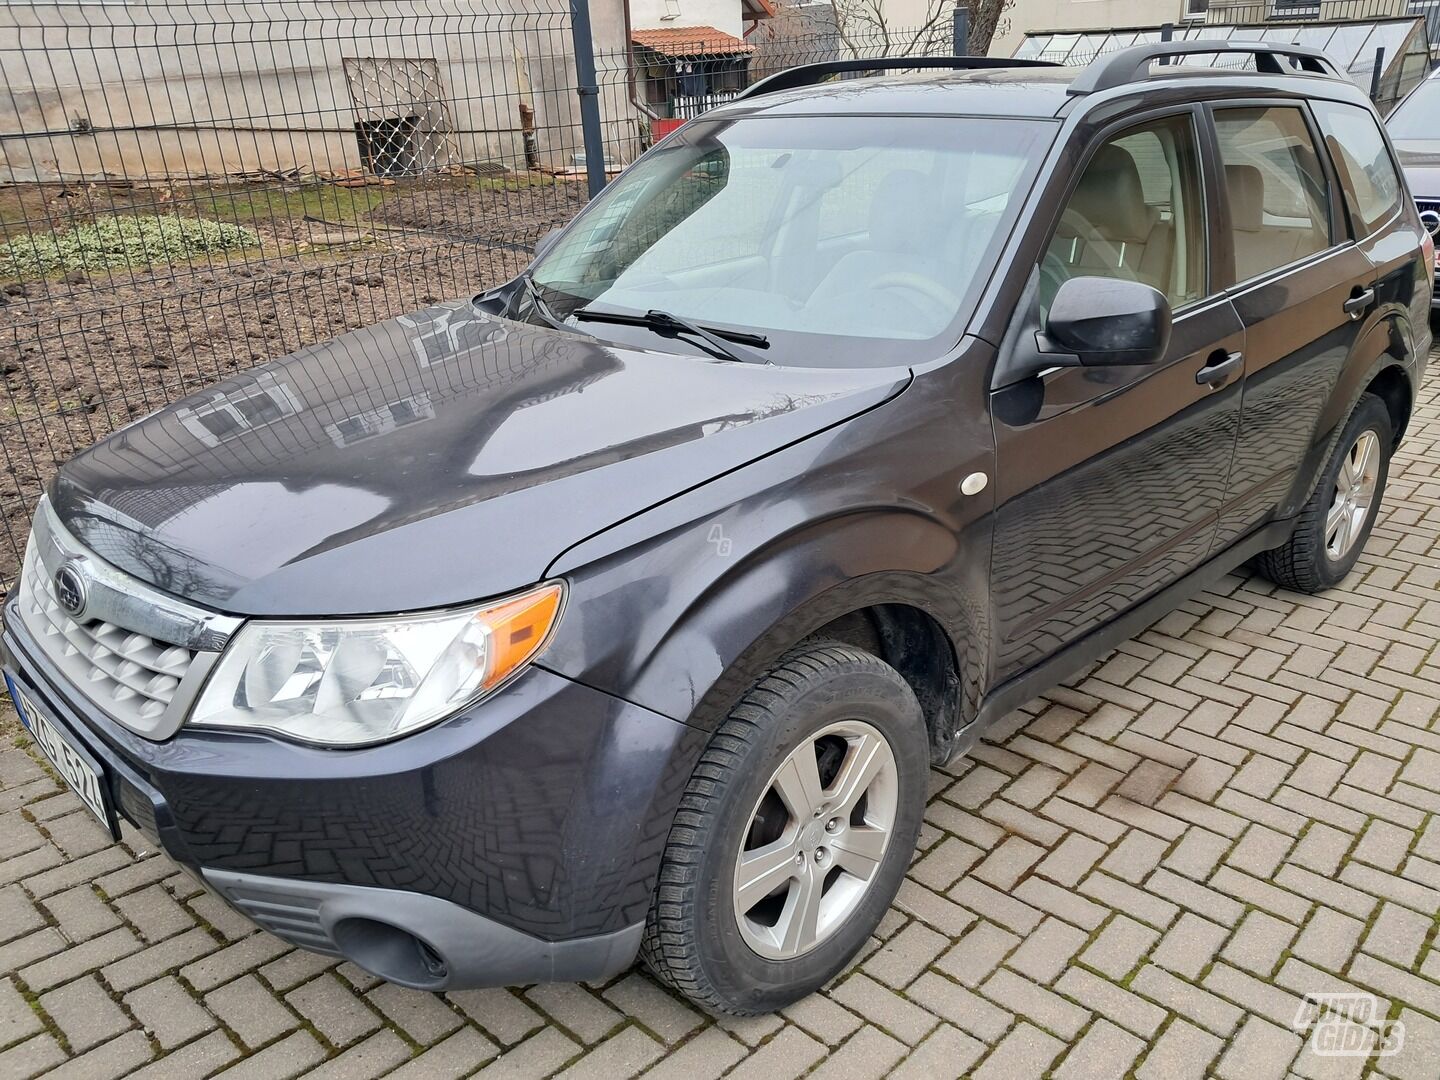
left=1422, top=210, right=1440, bottom=240
left=53, top=564, right=87, bottom=619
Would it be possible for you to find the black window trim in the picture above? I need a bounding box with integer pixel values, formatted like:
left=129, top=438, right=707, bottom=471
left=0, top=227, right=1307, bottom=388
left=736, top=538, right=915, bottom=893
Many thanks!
left=1034, top=102, right=1217, bottom=320
left=985, top=101, right=1221, bottom=393
left=1202, top=98, right=1350, bottom=292
left=1307, top=97, right=1406, bottom=244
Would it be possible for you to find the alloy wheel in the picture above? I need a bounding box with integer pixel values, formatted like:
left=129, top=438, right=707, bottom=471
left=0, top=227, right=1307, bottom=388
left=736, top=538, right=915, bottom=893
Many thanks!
left=732, top=720, right=898, bottom=960
left=1325, top=430, right=1380, bottom=560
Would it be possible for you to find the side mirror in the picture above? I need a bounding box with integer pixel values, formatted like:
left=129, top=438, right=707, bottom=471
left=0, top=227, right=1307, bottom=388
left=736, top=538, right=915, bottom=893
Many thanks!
left=533, top=228, right=563, bottom=261
left=1040, top=276, right=1172, bottom=367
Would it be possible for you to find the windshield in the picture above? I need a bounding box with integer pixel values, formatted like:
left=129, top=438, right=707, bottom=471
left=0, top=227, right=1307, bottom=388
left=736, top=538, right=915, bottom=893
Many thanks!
left=1388, top=77, right=1440, bottom=141
left=531, top=114, right=1053, bottom=367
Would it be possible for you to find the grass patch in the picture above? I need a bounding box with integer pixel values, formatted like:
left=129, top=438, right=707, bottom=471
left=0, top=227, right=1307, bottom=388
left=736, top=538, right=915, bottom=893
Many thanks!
left=197, top=183, right=391, bottom=229
left=476, top=172, right=564, bottom=191
left=0, top=213, right=257, bottom=276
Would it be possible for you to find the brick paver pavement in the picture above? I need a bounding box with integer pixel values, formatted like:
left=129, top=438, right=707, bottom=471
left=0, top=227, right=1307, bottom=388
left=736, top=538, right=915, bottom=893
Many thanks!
left=2, top=365, right=1439, bottom=1079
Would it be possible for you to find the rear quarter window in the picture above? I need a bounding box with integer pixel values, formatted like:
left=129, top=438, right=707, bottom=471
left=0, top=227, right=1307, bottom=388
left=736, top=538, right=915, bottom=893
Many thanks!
left=1310, top=99, right=1403, bottom=238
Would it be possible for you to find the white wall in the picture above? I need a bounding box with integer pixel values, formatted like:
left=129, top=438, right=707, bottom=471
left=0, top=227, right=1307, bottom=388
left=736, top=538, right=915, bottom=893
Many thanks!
left=879, top=0, right=951, bottom=30
left=630, top=0, right=747, bottom=38
left=0, top=0, right=643, bottom=182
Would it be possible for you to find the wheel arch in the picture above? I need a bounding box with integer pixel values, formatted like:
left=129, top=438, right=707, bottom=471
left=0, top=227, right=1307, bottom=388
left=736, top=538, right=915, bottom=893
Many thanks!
left=1343, top=312, right=1416, bottom=429
left=700, top=594, right=972, bottom=765
left=1284, top=313, right=1416, bottom=517
left=663, top=534, right=987, bottom=766
left=548, top=507, right=991, bottom=765
left=1363, top=359, right=1413, bottom=449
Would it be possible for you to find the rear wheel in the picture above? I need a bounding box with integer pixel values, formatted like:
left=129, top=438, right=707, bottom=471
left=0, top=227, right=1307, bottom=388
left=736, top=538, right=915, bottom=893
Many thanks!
left=640, top=640, right=928, bottom=1015
left=1254, top=392, right=1391, bottom=593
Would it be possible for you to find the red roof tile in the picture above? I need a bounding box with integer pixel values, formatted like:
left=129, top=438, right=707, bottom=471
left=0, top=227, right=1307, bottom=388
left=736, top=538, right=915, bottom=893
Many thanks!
left=632, top=26, right=755, bottom=57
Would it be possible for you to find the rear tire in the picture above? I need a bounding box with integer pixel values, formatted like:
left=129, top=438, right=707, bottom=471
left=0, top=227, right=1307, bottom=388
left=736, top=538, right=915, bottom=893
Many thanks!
left=1254, top=392, right=1391, bottom=593
left=640, top=640, right=928, bottom=1015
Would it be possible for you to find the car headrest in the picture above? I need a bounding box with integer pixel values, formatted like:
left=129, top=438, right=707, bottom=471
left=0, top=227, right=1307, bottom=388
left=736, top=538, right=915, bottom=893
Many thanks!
left=1226, top=164, right=1265, bottom=232
left=1067, top=145, right=1153, bottom=244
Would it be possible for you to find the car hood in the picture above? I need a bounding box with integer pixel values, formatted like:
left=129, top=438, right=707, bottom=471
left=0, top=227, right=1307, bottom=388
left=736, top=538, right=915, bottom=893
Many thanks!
left=1396, top=140, right=1440, bottom=197
left=51, top=301, right=909, bottom=616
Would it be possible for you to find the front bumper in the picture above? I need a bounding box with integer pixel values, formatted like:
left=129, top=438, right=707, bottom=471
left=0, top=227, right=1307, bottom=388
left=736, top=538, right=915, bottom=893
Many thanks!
left=200, top=868, right=644, bottom=990
left=2, top=599, right=704, bottom=990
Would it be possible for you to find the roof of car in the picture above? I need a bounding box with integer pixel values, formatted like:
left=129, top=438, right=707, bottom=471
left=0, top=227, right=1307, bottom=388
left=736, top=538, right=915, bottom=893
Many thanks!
left=710, top=67, right=1080, bottom=120
left=709, top=51, right=1370, bottom=122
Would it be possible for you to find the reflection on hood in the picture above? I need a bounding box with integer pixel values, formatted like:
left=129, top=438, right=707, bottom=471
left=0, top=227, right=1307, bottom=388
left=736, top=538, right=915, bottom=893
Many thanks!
left=52, top=300, right=908, bottom=615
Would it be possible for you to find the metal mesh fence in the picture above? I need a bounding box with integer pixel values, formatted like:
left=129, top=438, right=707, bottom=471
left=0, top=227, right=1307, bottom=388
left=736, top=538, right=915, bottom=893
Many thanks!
left=0, top=2, right=957, bottom=597
left=1016, top=4, right=1437, bottom=111
left=0, top=0, right=603, bottom=597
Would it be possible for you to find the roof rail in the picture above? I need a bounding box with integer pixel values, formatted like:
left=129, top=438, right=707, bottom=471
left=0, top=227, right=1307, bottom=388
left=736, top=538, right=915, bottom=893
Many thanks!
left=1069, top=40, right=1341, bottom=95
left=735, top=56, right=1061, bottom=101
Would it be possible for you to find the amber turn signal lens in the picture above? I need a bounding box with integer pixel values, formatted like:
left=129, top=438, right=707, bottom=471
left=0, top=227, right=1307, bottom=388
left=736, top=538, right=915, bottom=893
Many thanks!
left=481, top=582, right=564, bottom=690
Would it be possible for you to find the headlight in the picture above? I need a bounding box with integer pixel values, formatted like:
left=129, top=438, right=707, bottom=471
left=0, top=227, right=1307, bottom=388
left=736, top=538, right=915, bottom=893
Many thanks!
left=189, top=583, right=564, bottom=747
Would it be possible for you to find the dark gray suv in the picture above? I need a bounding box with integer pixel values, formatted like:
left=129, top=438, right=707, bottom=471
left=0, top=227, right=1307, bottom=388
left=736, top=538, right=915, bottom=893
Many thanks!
left=3, top=42, right=1433, bottom=1015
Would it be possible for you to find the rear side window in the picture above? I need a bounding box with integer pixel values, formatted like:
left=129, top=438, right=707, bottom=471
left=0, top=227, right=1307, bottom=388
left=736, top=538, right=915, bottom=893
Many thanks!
left=1310, top=99, right=1403, bottom=238
left=1214, top=106, right=1332, bottom=282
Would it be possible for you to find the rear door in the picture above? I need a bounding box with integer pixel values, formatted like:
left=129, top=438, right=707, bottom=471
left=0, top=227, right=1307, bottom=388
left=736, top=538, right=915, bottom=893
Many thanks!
left=1310, top=97, right=1431, bottom=352
left=989, top=108, right=1246, bottom=682
left=1206, top=102, right=1377, bottom=550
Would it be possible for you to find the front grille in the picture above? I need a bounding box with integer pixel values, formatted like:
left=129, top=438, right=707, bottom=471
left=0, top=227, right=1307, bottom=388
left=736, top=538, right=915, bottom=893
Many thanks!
left=1418, top=200, right=1440, bottom=237
left=19, top=547, right=196, bottom=728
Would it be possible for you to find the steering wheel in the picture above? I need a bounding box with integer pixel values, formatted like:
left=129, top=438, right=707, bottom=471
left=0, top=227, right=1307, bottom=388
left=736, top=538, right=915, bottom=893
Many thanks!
left=869, top=272, right=963, bottom=315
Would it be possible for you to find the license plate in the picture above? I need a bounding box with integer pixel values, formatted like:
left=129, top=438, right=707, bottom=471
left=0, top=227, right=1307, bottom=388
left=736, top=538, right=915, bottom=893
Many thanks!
left=5, top=673, right=116, bottom=836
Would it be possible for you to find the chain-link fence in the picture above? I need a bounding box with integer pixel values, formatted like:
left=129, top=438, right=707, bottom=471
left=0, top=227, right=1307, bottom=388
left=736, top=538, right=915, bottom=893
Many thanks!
left=0, top=1, right=961, bottom=596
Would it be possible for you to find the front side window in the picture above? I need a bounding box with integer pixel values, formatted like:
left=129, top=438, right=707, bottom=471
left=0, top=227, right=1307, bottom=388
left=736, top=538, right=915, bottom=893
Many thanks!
left=1041, top=113, right=1206, bottom=315
left=1311, top=99, right=1403, bottom=238
left=531, top=114, right=1054, bottom=367
left=1214, top=106, right=1332, bottom=282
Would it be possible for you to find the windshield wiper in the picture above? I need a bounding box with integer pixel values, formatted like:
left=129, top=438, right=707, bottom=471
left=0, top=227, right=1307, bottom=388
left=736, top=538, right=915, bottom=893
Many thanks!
left=573, top=307, right=770, bottom=365
left=520, top=272, right=569, bottom=331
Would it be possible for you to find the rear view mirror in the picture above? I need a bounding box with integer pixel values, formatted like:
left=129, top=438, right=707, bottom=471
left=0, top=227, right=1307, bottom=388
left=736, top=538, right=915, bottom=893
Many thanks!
left=1040, top=276, right=1172, bottom=366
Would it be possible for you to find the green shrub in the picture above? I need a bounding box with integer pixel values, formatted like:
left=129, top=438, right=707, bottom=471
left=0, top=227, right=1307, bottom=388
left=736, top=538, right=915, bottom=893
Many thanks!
left=0, top=213, right=258, bottom=277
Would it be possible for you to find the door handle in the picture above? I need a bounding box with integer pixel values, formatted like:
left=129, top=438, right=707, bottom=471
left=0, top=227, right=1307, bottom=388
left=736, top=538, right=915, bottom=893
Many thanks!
left=1195, top=350, right=1243, bottom=387
left=1343, top=287, right=1375, bottom=319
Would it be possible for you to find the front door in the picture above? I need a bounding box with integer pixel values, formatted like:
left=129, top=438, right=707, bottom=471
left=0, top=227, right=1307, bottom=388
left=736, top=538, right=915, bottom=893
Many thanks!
left=990, top=109, right=1245, bottom=682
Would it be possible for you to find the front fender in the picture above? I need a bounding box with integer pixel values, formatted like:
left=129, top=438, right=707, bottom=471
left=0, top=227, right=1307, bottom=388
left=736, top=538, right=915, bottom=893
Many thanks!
left=548, top=511, right=987, bottom=728
left=537, top=350, right=997, bottom=737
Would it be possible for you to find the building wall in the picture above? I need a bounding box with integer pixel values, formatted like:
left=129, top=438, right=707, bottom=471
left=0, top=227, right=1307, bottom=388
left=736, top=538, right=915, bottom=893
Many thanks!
left=0, top=0, right=639, bottom=183
left=880, top=0, right=952, bottom=31
left=630, top=0, right=748, bottom=37
left=990, top=0, right=1187, bottom=55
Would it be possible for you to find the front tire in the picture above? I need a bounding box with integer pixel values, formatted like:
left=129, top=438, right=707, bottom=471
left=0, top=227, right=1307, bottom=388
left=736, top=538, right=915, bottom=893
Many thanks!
left=640, top=640, right=928, bottom=1015
left=1254, top=392, right=1392, bottom=593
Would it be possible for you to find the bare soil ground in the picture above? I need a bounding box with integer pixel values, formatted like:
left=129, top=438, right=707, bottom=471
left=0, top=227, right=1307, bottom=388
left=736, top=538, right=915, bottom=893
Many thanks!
left=0, top=172, right=589, bottom=593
